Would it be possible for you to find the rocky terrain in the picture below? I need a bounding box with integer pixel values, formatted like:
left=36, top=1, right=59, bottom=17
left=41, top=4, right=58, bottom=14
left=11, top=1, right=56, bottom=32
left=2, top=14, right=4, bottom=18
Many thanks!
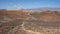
left=0, top=10, right=60, bottom=34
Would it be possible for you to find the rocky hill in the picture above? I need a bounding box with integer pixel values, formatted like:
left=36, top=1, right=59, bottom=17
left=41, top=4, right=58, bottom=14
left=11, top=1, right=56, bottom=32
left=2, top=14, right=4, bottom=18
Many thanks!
left=0, top=10, right=31, bottom=34
left=0, top=10, right=60, bottom=34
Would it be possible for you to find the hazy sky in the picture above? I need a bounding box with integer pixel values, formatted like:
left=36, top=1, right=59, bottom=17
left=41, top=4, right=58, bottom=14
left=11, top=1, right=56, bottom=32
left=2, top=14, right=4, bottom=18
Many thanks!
left=0, top=0, right=60, bottom=10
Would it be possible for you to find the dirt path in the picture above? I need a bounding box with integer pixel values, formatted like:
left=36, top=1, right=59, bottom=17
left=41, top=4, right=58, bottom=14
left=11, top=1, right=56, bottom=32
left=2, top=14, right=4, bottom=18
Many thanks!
left=7, top=15, right=44, bottom=34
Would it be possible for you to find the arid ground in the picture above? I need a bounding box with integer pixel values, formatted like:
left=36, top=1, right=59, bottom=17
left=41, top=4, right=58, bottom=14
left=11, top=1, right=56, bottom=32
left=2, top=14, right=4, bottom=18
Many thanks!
left=0, top=10, right=60, bottom=34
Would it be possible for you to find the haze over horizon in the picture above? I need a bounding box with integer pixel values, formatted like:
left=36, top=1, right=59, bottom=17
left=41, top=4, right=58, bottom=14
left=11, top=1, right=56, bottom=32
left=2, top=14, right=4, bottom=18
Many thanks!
left=0, top=0, right=60, bottom=10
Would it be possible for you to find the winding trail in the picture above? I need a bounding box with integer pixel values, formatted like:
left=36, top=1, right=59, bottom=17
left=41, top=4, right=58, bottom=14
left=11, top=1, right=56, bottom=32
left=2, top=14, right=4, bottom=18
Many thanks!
left=8, top=14, right=44, bottom=34
left=7, top=13, right=60, bottom=34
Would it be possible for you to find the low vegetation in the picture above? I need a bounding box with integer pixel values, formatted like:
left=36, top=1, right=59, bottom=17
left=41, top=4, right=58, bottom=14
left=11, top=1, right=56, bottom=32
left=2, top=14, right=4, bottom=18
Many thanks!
left=0, top=10, right=60, bottom=34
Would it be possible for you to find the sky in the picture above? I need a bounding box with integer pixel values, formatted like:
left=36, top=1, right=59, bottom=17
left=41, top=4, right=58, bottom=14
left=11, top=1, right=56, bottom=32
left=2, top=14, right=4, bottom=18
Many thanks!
left=0, top=0, right=60, bottom=10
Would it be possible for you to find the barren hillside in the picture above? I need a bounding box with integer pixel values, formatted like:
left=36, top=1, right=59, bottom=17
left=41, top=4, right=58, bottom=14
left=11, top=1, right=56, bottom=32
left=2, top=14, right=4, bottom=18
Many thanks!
left=0, top=10, right=60, bottom=34
left=0, top=10, right=31, bottom=34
